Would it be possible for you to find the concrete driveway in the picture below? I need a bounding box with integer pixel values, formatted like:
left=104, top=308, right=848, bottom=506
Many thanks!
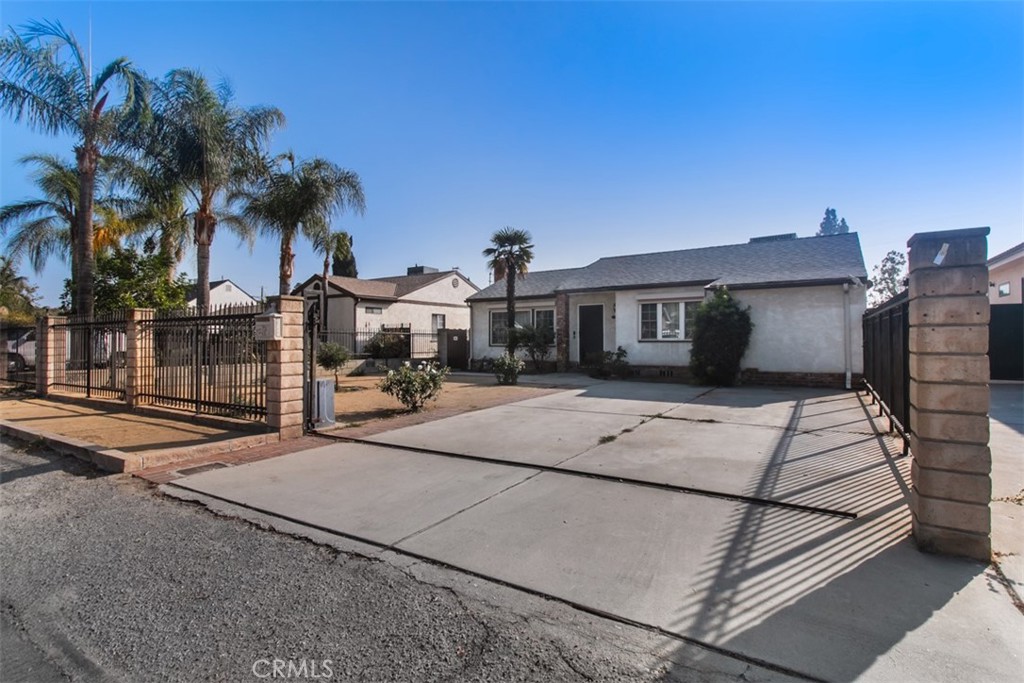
left=168, top=379, right=1023, bottom=682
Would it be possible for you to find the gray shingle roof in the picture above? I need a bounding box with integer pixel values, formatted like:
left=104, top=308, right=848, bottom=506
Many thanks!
left=467, top=267, right=587, bottom=301
left=467, top=233, right=867, bottom=301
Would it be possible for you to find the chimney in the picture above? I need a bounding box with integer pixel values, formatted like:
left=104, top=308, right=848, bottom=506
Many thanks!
left=407, top=265, right=439, bottom=276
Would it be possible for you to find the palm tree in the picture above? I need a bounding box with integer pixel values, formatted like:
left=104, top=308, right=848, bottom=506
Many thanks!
left=0, top=154, right=133, bottom=279
left=145, top=69, right=283, bottom=310
left=0, top=20, right=147, bottom=316
left=482, top=227, right=535, bottom=355
left=233, top=153, right=364, bottom=296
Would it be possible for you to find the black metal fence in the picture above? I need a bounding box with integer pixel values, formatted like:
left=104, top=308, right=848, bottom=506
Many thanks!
left=320, top=327, right=440, bottom=360
left=1, top=323, right=37, bottom=389
left=137, top=304, right=267, bottom=421
left=862, top=290, right=910, bottom=452
left=50, top=311, right=129, bottom=401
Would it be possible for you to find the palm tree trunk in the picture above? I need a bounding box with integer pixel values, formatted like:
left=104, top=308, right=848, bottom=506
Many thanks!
left=159, top=228, right=176, bottom=283
left=75, top=146, right=97, bottom=318
left=194, top=211, right=216, bottom=312
left=279, top=233, right=294, bottom=296
left=505, top=265, right=516, bottom=356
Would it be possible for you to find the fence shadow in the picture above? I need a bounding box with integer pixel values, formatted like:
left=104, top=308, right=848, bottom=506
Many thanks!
left=657, top=393, right=987, bottom=681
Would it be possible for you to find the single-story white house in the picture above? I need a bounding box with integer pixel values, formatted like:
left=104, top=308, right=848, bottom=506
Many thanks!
left=292, top=266, right=479, bottom=334
left=467, top=233, right=869, bottom=387
left=186, top=279, right=259, bottom=309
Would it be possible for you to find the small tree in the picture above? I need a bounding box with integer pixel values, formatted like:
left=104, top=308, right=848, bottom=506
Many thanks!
left=61, top=247, right=189, bottom=313
left=317, top=342, right=350, bottom=390
left=869, top=249, right=907, bottom=307
left=817, top=208, right=851, bottom=236
left=517, top=323, right=552, bottom=373
left=689, top=288, right=753, bottom=386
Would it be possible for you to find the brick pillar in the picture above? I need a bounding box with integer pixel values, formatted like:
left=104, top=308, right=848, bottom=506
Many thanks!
left=125, top=309, right=154, bottom=409
left=36, top=316, right=65, bottom=397
left=555, top=292, right=570, bottom=372
left=266, top=296, right=305, bottom=439
left=907, top=227, right=991, bottom=561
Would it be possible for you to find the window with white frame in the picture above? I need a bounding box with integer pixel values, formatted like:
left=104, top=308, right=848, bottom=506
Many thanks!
left=365, top=306, right=383, bottom=315
left=639, top=301, right=701, bottom=341
left=998, top=282, right=1011, bottom=297
left=533, top=309, right=555, bottom=341
left=431, top=314, right=446, bottom=334
left=489, top=309, right=541, bottom=346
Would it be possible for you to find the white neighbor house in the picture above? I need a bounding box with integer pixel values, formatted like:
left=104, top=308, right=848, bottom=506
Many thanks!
left=186, top=279, right=258, bottom=309
left=467, top=233, right=869, bottom=387
left=292, top=266, right=479, bottom=334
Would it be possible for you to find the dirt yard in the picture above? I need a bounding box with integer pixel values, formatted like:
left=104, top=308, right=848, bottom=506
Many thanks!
left=324, top=373, right=561, bottom=438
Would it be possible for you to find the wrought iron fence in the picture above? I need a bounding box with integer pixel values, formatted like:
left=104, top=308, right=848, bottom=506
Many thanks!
left=50, top=311, right=129, bottom=401
left=1, top=323, right=37, bottom=390
left=320, top=327, right=440, bottom=360
left=862, top=290, right=909, bottom=452
left=137, top=304, right=267, bottom=421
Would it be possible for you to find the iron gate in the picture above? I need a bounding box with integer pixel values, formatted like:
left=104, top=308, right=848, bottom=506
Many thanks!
left=862, top=290, right=910, bottom=452
left=50, top=312, right=128, bottom=400
left=137, top=305, right=267, bottom=420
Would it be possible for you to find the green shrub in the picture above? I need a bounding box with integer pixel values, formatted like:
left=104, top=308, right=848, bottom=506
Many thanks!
left=317, top=342, right=351, bottom=390
left=378, top=361, right=450, bottom=412
left=364, top=330, right=410, bottom=359
left=689, top=288, right=753, bottom=386
left=517, top=324, right=553, bottom=373
left=588, top=346, right=630, bottom=379
left=493, top=353, right=524, bottom=385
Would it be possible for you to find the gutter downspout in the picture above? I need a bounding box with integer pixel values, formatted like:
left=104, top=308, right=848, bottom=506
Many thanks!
left=843, top=283, right=852, bottom=390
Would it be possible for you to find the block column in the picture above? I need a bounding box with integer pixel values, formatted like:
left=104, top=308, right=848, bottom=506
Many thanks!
left=265, top=295, right=305, bottom=439
left=36, top=316, right=65, bottom=397
left=555, top=292, right=570, bottom=372
left=125, top=309, right=155, bottom=409
left=907, top=227, right=991, bottom=561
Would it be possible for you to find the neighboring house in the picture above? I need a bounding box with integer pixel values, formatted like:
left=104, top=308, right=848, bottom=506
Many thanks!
left=186, top=279, right=259, bottom=309
left=292, top=266, right=479, bottom=334
left=988, top=242, right=1024, bottom=381
left=467, top=233, right=869, bottom=387
left=988, top=242, right=1024, bottom=305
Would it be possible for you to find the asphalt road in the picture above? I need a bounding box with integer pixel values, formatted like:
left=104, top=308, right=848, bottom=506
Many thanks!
left=0, top=439, right=783, bottom=683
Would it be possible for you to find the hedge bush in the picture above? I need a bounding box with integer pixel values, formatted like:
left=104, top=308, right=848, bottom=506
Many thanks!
left=689, top=288, right=753, bottom=386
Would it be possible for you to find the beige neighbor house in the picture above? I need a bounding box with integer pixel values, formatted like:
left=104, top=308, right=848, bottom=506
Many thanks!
left=292, top=266, right=479, bottom=356
left=186, top=278, right=258, bottom=309
left=988, top=242, right=1024, bottom=305
left=467, top=233, right=869, bottom=388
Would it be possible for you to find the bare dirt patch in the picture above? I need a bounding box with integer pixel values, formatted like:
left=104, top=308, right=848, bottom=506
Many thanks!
left=324, top=373, right=561, bottom=439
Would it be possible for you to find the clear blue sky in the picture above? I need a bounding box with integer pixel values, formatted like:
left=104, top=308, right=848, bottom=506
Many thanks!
left=2, top=1, right=1021, bottom=306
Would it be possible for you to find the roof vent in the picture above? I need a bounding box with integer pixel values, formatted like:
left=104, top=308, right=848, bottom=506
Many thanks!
left=407, top=265, right=439, bottom=275
left=749, top=233, right=797, bottom=244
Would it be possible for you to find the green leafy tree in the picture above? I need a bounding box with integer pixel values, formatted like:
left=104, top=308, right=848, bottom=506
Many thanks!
left=482, top=227, right=535, bottom=355
left=0, top=20, right=147, bottom=316
left=233, top=153, right=364, bottom=295
left=0, top=255, right=39, bottom=325
left=331, top=231, right=358, bottom=278
left=516, top=323, right=553, bottom=373
left=689, top=288, right=754, bottom=386
left=817, top=207, right=851, bottom=236
left=869, top=249, right=907, bottom=307
left=316, top=341, right=350, bottom=390
left=62, top=246, right=188, bottom=313
left=144, top=69, right=283, bottom=310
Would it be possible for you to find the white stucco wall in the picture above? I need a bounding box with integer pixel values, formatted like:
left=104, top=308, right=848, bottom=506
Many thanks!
left=188, top=281, right=257, bottom=308
left=369, top=272, right=474, bottom=331
left=470, top=299, right=556, bottom=361
left=735, top=284, right=866, bottom=374
left=612, top=286, right=706, bottom=367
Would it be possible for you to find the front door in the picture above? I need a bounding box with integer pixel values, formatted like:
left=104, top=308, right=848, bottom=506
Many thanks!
left=578, top=305, right=604, bottom=365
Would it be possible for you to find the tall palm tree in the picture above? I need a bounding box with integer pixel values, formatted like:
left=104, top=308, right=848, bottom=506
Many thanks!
left=482, top=227, right=535, bottom=355
left=233, top=153, right=364, bottom=296
left=0, top=20, right=147, bottom=316
left=145, top=69, right=283, bottom=310
left=0, top=154, right=132, bottom=279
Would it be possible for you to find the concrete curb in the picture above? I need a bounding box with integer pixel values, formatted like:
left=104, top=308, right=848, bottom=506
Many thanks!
left=0, top=420, right=280, bottom=474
